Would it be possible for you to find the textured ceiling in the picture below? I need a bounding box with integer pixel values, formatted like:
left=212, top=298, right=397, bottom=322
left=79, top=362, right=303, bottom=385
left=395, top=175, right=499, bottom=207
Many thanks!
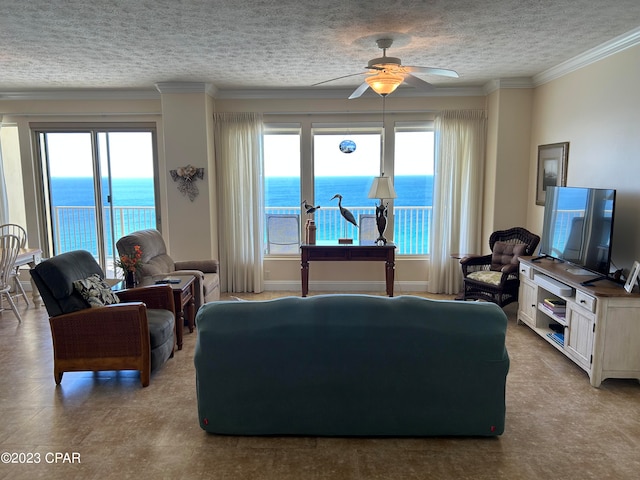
left=1, top=0, right=639, bottom=96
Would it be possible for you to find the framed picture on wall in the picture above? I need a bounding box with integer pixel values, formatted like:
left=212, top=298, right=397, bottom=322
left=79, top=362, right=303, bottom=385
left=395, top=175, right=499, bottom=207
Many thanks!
left=536, top=142, right=569, bottom=206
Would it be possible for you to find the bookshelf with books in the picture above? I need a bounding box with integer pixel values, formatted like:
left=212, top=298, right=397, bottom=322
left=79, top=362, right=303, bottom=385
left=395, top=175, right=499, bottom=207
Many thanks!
left=517, top=256, right=640, bottom=387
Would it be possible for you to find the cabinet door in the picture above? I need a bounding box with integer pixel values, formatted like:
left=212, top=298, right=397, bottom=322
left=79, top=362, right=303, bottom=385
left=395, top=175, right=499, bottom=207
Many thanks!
left=517, top=279, right=537, bottom=327
left=565, top=305, right=595, bottom=369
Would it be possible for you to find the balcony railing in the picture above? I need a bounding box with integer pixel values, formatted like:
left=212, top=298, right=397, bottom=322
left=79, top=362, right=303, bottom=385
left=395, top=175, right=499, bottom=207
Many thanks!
left=53, top=206, right=156, bottom=256
left=266, top=206, right=432, bottom=255
left=51, top=205, right=587, bottom=259
left=52, top=205, right=433, bottom=257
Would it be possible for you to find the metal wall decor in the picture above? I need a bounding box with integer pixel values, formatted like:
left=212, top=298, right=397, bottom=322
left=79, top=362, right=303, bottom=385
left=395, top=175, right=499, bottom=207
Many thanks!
left=170, top=164, right=205, bottom=201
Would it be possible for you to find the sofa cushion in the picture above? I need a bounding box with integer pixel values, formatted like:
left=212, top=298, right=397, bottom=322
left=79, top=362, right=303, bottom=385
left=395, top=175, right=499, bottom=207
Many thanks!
left=73, top=274, right=120, bottom=308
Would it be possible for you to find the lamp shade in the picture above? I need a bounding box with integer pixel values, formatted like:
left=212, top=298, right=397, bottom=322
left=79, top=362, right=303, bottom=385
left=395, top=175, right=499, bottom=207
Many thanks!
left=365, top=71, right=403, bottom=97
left=368, top=175, right=398, bottom=200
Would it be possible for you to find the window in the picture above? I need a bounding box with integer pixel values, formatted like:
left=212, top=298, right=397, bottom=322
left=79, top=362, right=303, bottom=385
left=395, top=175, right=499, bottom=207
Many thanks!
left=263, top=129, right=301, bottom=254
left=263, top=120, right=434, bottom=256
left=36, top=127, right=158, bottom=277
left=394, top=125, right=434, bottom=255
left=313, top=131, right=380, bottom=243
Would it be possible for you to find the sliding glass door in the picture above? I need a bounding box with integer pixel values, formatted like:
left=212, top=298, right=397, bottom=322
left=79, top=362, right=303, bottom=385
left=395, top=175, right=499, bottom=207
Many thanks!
left=37, top=127, right=158, bottom=277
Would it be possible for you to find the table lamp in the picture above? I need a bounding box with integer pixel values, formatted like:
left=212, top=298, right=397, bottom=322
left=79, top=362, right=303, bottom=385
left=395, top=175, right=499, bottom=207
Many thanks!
left=367, top=173, right=397, bottom=245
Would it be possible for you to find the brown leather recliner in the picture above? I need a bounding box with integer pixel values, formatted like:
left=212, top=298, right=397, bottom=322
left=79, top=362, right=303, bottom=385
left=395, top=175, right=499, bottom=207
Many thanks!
left=116, top=229, right=220, bottom=309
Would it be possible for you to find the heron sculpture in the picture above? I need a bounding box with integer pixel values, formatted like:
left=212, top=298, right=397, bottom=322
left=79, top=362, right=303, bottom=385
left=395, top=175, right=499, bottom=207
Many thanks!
left=302, top=200, right=321, bottom=215
left=330, top=194, right=358, bottom=227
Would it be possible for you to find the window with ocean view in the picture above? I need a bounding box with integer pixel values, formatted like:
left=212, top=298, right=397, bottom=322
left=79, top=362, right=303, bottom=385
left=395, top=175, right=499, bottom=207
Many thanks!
left=394, top=127, right=434, bottom=255
left=37, top=128, right=157, bottom=277
left=313, top=132, right=380, bottom=243
left=264, top=121, right=434, bottom=256
left=264, top=130, right=301, bottom=254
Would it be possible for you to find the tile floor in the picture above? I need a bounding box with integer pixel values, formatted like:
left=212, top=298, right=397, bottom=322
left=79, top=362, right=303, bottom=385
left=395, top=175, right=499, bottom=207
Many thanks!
left=1, top=292, right=639, bottom=479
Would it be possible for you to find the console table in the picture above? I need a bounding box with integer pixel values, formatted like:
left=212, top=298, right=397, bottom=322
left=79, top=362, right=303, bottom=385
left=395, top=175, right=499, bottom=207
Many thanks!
left=517, top=256, right=640, bottom=387
left=300, top=243, right=396, bottom=297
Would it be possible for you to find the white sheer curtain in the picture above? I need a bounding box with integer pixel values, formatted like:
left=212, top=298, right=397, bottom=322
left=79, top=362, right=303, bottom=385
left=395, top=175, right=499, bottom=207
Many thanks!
left=428, top=110, right=486, bottom=294
left=213, top=112, right=264, bottom=293
left=0, top=118, right=9, bottom=225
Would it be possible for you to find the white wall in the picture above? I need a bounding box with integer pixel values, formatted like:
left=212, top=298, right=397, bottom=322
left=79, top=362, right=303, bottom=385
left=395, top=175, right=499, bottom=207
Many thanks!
left=527, top=44, right=640, bottom=273
left=485, top=87, right=533, bottom=253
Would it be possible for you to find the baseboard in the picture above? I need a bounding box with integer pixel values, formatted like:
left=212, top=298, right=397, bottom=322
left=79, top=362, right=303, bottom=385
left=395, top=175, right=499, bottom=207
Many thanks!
left=264, top=280, right=429, bottom=293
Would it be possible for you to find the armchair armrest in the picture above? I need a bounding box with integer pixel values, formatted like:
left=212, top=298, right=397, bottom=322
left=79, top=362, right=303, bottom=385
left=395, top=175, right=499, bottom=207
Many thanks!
left=174, top=259, right=219, bottom=273
left=117, top=284, right=175, bottom=314
left=460, top=254, right=491, bottom=266
left=49, top=303, right=150, bottom=359
left=460, top=254, right=492, bottom=276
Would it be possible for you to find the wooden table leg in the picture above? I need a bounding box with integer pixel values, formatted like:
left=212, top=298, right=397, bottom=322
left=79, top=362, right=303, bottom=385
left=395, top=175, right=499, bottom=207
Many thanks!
left=301, top=257, right=309, bottom=297
left=187, top=297, right=196, bottom=333
left=175, top=309, right=184, bottom=350
left=386, top=258, right=395, bottom=297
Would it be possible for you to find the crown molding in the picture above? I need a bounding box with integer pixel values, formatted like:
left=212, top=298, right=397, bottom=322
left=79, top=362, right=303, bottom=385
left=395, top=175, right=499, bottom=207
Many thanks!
left=483, top=78, right=534, bottom=94
left=0, top=89, right=159, bottom=101
left=533, top=26, right=640, bottom=86
left=154, top=82, right=217, bottom=96
left=214, top=85, right=486, bottom=100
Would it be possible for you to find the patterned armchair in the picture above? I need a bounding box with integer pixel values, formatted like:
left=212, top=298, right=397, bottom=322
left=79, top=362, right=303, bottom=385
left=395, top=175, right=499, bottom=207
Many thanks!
left=460, top=227, right=540, bottom=307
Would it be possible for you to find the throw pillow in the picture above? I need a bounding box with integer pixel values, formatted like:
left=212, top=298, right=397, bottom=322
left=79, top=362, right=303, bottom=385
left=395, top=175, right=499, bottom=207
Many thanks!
left=73, top=274, right=121, bottom=308
left=491, top=241, right=527, bottom=269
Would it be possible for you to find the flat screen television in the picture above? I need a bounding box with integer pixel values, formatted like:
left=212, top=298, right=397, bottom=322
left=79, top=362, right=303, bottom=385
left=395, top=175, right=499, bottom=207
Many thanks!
left=538, top=186, right=616, bottom=278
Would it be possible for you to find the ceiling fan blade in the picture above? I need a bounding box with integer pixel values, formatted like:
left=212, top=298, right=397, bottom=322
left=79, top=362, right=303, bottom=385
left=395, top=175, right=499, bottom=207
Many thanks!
left=404, top=66, right=459, bottom=78
left=312, top=72, right=366, bottom=87
left=348, top=82, right=370, bottom=99
left=403, top=73, right=434, bottom=91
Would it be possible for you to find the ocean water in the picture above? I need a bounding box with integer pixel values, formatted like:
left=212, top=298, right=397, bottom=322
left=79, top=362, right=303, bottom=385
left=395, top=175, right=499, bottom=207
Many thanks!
left=50, top=176, right=433, bottom=208
left=50, top=177, right=155, bottom=207
left=267, top=175, right=433, bottom=207
left=50, top=175, right=434, bottom=254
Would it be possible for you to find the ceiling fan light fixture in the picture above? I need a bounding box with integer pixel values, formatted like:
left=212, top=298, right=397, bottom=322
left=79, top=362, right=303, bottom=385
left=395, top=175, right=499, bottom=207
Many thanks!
left=365, top=71, right=403, bottom=96
left=367, top=57, right=402, bottom=70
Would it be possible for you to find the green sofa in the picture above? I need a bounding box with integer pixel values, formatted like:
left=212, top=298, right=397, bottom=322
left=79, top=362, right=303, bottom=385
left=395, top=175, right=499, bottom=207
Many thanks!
left=194, top=294, right=509, bottom=436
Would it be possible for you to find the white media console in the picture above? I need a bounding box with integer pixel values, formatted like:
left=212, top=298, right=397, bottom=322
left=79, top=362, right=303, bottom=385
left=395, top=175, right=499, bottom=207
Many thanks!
left=517, top=256, right=640, bottom=387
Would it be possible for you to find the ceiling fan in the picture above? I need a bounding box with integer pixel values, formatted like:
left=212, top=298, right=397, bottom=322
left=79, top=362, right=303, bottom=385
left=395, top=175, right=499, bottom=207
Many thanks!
left=313, top=38, right=459, bottom=99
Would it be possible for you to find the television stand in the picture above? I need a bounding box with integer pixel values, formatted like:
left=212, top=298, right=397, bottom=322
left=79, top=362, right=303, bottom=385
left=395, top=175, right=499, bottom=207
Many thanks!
left=517, top=256, right=640, bottom=387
